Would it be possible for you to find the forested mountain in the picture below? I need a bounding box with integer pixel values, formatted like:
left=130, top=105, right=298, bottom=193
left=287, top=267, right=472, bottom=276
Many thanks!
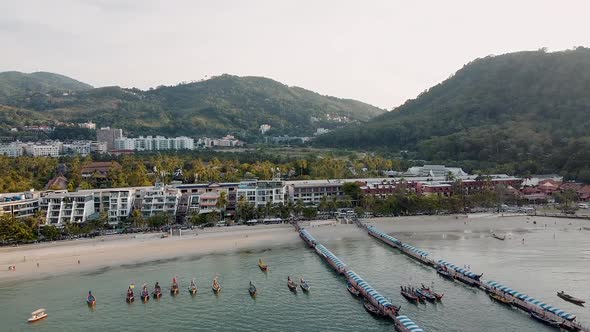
left=316, top=48, right=590, bottom=180
left=0, top=73, right=385, bottom=138
left=0, top=71, right=92, bottom=102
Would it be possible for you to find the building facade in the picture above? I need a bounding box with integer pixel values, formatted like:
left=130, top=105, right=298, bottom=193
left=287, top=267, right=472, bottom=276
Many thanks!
left=96, top=127, right=123, bottom=151
left=40, top=192, right=96, bottom=226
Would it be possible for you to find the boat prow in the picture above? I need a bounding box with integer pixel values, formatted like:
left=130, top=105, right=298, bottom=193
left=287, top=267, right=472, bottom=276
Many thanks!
left=28, top=309, right=48, bottom=323
left=557, top=291, right=585, bottom=306
left=347, top=283, right=360, bottom=297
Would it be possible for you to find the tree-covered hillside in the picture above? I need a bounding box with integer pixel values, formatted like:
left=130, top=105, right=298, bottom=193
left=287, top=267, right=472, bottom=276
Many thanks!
left=0, top=71, right=92, bottom=103
left=0, top=73, right=385, bottom=139
left=316, top=48, right=590, bottom=180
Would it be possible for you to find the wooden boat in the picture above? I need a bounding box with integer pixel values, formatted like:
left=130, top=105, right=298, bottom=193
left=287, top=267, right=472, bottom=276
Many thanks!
left=248, top=282, right=257, bottom=296
left=400, top=286, right=419, bottom=303
left=258, top=259, right=268, bottom=272
left=212, top=278, right=221, bottom=294
left=492, top=233, right=506, bottom=241
left=557, top=291, right=585, bottom=306
left=530, top=311, right=561, bottom=327
left=300, top=278, right=310, bottom=292
left=416, top=288, right=436, bottom=302
left=436, top=268, right=453, bottom=280
left=347, top=283, right=360, bottom=297
left=489, top=292, right=512, bottom=305
left=287, top=277, right=298, bottom=292
left=363, top=301, right=385, bottom=318
left=421, top=285, right=443, bottom=301
left=189, top=285, right=197, bottom=295
left=153, top=287, right=162, bottom=299
left=126, top=292, right=134, bottom=303
left=86, top=293, right=96, bottom=306
left=170, top=283, right=179, bottom=295
left=140, top=287, right=150, bottom=302
left=413, top=289, right=426, bottom=303
left=28, top=309, right=47, bottom=323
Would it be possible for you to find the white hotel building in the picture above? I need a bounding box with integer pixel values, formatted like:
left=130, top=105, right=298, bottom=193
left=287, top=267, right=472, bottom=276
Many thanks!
left=236, top=180, right=286, bottom=207
left=139, top=185, right=182, bottom=218
left=114, top=136, right=194, bottom=151
left=40, top=192, right=96, bottom=226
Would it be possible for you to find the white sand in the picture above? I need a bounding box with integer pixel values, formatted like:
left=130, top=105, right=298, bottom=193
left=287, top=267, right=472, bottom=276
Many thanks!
left=0, top=224, right=299, bottom=284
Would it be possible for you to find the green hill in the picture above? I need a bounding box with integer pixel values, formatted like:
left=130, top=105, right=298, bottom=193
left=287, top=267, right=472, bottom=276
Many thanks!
left=0, top=73, right=384, bottom=139
left=316, top=47, right=590, bottom=180
left=0, top=71, right=93, bottom=102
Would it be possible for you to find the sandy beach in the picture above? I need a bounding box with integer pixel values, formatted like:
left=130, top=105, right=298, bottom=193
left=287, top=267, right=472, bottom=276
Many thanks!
left=0, top=224, right=300, bottom=284
left=1, top=213, right=588, bottom=284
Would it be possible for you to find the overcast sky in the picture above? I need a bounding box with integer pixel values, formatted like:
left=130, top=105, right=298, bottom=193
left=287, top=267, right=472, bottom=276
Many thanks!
left=1, top=0, right=589, bottom=109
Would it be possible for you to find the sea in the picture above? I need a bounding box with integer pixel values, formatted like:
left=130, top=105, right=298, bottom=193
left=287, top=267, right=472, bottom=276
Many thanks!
left=0, top=219, right=588, bottom=331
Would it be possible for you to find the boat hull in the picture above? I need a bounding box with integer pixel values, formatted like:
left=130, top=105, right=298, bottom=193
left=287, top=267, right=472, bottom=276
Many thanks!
left=28, top=314, right=48, bottom=323
left=347, top=285, right=360, bottom=297
left=126, top=296, right=134, bottom=303
left=153, top=292, right=162, bottom=299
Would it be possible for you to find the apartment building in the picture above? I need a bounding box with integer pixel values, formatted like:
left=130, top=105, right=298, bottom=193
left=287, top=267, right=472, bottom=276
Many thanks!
left=237, top=180, right=285, bottom=207
left=40, top=192, right=96, bottom=226
left=139, top=184, right=181, bottom=217
left=23, top=142, right=61, bottom=157
left=286, top=180, right=345, bottom=204
left=96, top=127, right=123, bottom=151
left=175, top=182, right=238, bottom=218
left=0, top=142, right=24, bottom=157
left=0, top=191, right=41, bottom=219
left=114, top=136, right=194, bottom=151
left=77, top=188, right=140, bottom=225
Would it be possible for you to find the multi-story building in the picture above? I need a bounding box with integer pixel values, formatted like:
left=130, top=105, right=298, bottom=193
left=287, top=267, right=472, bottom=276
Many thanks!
left=97, top=127, right=123, bottom=151
left=237, top=180, right=285, bottom=207
left=286, top=179, right=345, bottom=204
left=77, top=188, right=140, bottom=225
left=174, top=182, right=238, bottom=219
left=114, top=136, right=194, bottom=151
left=62, top=141, right=108, bottom=156
left=138, top=184, right=181, bottom=218
left=23, top=142, right=61, bottom=157
left=0, top=142, right=24, bottom=157
left=0, top=191, right=41, bottom=219
left=40, top=192, right=96, bottom=226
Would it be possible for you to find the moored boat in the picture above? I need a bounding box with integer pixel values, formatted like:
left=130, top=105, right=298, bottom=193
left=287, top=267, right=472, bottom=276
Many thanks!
left=436, top=268, right=453, bottom=280
left=287, top=276, right=298, bottom=292
left=557, top=291, right=585, bottom=306
left=140, top=285, right=150, bottom=302
left=28, top=309, right=47, bottom=323
left=416, top=288, right=436, bottom=302
left=248, top=281, right=257, bottom=297
left=153, top=282, right=162, bottom=299
left=492, top=233, right=506, bottom=241
left=86, top=291, right=96, bottom=306
left=400, top=286, right=419, bottom=303
left=126, top=286, right=134, bottom=303
left=212, top=277, right=221, bottom=294
left=170, top=276, right=180, bottom=295
left=413, top=288, right=426, bottom=303
left=530, top=311, right=561, bottom=327
left=489, top=292, right=512, bottom=305
left=363, top=300, right=385, bottom=318
left=300, top=278, right=310, bottom=292
left=347, top=282, right=360, bottom=297
left=258, top=259, right=268, bottom=272
left=188, top=278, right=197, bottom=295
left=421, top=284, right=443, bottom=301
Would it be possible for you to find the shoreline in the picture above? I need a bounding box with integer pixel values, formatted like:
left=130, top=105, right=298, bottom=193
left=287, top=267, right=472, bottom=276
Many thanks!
left=1, top=213, right=588, bottom=285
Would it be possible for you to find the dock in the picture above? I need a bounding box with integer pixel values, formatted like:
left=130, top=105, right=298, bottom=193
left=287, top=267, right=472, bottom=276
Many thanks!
left=297, top=225, right=424, bottom=332
left=364, top=222, right=589, bottom=332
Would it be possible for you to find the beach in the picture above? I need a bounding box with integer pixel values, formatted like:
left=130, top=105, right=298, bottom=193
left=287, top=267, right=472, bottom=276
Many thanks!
left=1, top=213, right=588, bottom=284
left=0, top=224, right=300, bottom=284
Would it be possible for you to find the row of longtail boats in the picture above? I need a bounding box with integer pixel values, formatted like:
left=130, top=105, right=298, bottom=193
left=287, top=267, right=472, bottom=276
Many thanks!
left=83, top=259, right=310, bottom=307
left=400, top=285, right=443, bottom=304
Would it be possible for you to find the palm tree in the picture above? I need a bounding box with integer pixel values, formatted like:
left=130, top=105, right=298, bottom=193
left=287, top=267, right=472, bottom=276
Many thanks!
left=216, top=191, right=228, bottom=222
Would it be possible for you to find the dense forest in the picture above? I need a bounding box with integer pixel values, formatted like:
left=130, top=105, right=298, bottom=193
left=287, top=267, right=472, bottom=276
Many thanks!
left=0, top=73, right=384, bottom=140
left=316, top=48, right=590, bottom=181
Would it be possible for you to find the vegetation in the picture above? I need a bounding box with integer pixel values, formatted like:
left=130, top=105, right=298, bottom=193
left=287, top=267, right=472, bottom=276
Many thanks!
left=0, top=152, right=409, bottom=192
left=317, top=48, right=590, bottom=181
left=0, top=73, right=384, bottom=140
left=0, top=71, right=92, bottom=103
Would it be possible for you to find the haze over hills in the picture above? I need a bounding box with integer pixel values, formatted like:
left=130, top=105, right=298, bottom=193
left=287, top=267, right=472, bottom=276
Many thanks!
left=315, top=47, right=590, bottom=180
left=0, top=73, right=385, bottom=139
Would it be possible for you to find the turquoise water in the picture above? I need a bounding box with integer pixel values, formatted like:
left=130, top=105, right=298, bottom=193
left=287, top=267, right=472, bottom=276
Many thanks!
left=1, top=224, right=587, bottom=331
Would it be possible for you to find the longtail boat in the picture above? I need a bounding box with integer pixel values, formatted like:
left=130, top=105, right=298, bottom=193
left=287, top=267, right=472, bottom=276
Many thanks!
left=212, top=277, right=221, bottom=294
left=126, top=287, right=134, bottom=303
left=258, top=259, right=268, bottom=272
left=492, top=233, right=506, bottom=241
left=287, top=276, right=298, bottom=292
left=416, top=288, right=436, bottom=302
left=153, top=282, right=162, bottom=299
left=347, top=283, right=360, bottom=297
left=170, top=277, right=179, bottom=295
left=140, top=285, right=150, bottom=302
left=363, top=300, right=385, bottom=318
left=436, top=268, right=453, bottom=280
left=86, top=291, right=96, bottom=306
left=557, top=291, right=585, bottom=306
left=530, top=311, right=561, bottom=327
left=400, top=286, right=419, bottom=303
left=489, top=292, right=512, bottom=305
left=248, top=281, right=257, bottom=297
left=421, top=284, right=443, bottom=301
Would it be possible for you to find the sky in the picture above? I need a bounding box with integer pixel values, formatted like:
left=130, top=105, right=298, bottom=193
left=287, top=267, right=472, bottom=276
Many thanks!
left=1, top=0, right=589, bottom=109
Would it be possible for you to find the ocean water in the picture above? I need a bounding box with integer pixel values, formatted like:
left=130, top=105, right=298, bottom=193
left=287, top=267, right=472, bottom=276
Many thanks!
left=1, top=223, right=588, bottom=331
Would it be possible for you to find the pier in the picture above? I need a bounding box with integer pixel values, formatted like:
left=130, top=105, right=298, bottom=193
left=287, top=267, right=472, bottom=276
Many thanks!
left=297, top=225, right=424, bottom=332
left=364, top=222, right=589, bottom=332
